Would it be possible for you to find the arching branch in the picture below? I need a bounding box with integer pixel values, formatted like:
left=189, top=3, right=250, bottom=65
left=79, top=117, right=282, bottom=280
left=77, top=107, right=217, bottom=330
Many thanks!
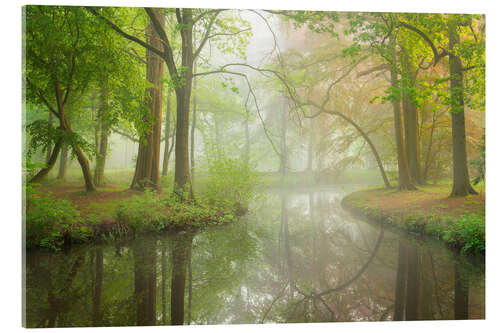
left=397, top=20, right=448, bottom=66
left=86, top=7, right=168, bottom=68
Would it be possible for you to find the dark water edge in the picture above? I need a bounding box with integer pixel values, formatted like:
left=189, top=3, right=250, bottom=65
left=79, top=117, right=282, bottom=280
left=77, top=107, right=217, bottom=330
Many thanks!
left=23, top=185, right=485, bottom=327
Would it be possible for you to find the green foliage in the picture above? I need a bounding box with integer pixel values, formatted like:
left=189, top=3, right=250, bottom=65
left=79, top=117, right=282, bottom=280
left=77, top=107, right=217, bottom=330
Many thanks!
left=201, top=146, right=261, bottom=212
left=116, top=190, right=168, bottom=232
left=443, top=214, right=485, bottom=255
left=116, top=189, right=239, bottom=232
left=25, top=184, right=82, bottom=250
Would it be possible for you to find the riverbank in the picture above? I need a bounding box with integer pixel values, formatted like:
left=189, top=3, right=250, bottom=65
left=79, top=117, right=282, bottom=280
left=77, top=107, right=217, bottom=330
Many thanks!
left=25, top=182, right=243, bottom=250
left=342, top=184, right=485, bottom=255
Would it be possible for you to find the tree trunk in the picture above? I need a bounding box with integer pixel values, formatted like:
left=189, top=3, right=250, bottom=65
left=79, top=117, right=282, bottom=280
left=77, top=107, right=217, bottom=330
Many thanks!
left=173, top=9, right=194, bottom=199
left=55, top=83, right=96, bottom=192
left=94, top=130, right=108, bottom=186
left=306, top=117, right=314, bottom=172
left=401, top=52, right=423, bottom=185
left=162, top=89, right=172, bottom=176
left=190, top=62, right=197, bottom=187
left=448, top=16, right=477, bottom=196
left=94, top=82, right=109, bottom=187
left=389, top=41, right=416, bottom=191
left=30, top=137, right=62, bottom=183
left=423, top=108, right=437, bottom=181
left=56, top=142, right=68, bottom=180
left=45, top=112, right=53, bottom=165
left=244, top=110, right=250, bottom=165
left=279, top=98, right=288, bottom=176
left=131, top=16, right=165, bottom=191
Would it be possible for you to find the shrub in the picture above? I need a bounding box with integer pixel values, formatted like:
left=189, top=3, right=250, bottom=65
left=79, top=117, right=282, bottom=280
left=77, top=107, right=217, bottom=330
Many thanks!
left=116, top=189, right=168, bottom=232
left=116, top=189, right=234, bottom=231
left=443, top=214, right=485, bottom=254
left=200, top=146, right=261, bottom=213
left=25, top=183, right=81, bottom=250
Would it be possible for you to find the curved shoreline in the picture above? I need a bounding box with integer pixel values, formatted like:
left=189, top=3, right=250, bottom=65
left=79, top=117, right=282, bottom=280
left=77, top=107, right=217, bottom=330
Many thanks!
left=341, top=187, right=485, bottom=256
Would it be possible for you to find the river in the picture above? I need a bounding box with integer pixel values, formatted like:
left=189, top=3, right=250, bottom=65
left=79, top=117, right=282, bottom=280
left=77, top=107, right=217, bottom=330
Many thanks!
left=23, top=185, right=485, bottom=326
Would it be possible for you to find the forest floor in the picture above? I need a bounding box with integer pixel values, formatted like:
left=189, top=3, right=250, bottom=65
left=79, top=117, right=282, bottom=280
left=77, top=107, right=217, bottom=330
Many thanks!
left=27, top=177, right=242, bottom=250
left=342, top=182, right=485, bottom=255
left=39, top=182, right=137, bottom=222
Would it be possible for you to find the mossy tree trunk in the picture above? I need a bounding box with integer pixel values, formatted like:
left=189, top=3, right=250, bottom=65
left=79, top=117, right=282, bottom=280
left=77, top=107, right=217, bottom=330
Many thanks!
left=131, top=15, right=165, bottom=191
left=401, top=51, right=423, bottom=185
left=448, top=16, right=477, bottom=196
left=390, top=38, right=416, bottom=191
left=94, top=82, right=109, bottom=187
left=162, top=88, right=173, bottom=176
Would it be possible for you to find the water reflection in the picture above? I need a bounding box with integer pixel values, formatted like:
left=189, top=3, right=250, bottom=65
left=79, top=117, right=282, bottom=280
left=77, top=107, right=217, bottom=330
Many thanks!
left=24, top=187, right=485, bottom=327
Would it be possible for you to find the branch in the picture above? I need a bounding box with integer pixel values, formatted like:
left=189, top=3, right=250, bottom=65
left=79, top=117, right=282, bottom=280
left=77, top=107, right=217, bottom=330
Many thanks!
left=194, top=9, right=228, bottom=24
left=320, top=59, right=363, bottom=110
left=112, top=127, right=139, bottom=142
left=63, top=21, right=79, bottom=106
left=397, top=20, right=448, bottom=65
left=86, top=7, right=166, bottom=62
left=207, top=28, right=251, bottom=39
left=175, top=8, right=183, bottom=25
left=248, top=10, right=283, bottom=65
left=144, top=7, right=178, bottom=77
left=25, top=77, right=60, bottom=119
left=129, top=48, right=147, bottom=64
left=196, top=67, right=282, bottom=157
left=194, top=63, right=298, bottom=108
left=357, top=63, right=390, bottom=78
left=193, top=10, right=224, bottom=60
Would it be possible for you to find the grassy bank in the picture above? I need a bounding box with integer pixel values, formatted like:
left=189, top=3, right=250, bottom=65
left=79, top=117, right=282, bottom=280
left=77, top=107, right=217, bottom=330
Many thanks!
left=342, top=183, right=485, bottom=255
left=25, top=183, right=245, bottom=251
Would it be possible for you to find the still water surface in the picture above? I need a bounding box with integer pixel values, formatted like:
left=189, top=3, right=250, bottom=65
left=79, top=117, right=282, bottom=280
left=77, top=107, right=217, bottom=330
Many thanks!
left=24, top=186, right=485, bottom=327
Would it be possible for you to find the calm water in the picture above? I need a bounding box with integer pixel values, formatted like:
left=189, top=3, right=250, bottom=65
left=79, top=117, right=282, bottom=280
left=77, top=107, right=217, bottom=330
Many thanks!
left=23, top=186, right=485, bottom=327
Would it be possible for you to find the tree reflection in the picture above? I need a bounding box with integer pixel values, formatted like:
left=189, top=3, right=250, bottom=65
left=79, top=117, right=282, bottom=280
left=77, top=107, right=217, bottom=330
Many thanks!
left=91, top=247, right=103, bottom=326
left=169, top=231, right=194, bottom=325
left=24, top=189, right=483, bottom=326
left=133, top=236, right=157, bottom=326
left=454, top=261, right=469, bottom=319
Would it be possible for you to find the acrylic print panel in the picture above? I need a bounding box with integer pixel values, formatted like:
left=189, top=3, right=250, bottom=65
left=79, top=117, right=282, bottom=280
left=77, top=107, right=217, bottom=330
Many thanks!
left=22, top=0, right=485, bottom=328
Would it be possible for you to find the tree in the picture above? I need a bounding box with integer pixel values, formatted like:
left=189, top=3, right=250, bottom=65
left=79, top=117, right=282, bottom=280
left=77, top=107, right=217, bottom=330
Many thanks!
left=25, top=6, right=99, bottom=191
left=162, top=88, right=175, bottom=177
left=389, top=34, right=416, bottom=190
left=397, top=14, right=484, bottom=195
left=447, top=15, right=478, bottom=196
left=89, top=7, right=251, bottom=198
left=130, top=13, right=165, bottom=190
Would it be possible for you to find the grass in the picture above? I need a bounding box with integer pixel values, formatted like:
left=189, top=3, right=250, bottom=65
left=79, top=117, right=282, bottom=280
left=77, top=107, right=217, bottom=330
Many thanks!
left=342, top=183, right=485, bottom=255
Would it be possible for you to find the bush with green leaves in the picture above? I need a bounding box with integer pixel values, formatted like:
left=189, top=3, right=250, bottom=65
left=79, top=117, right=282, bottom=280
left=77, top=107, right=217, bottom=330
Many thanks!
left=25, top=183, right=82, bottom=250
left=116, top=189, right=168, bottom=232
left=200, top=146, right=261, bottom=213
left=116, top=189, right=236, bottom=232
left=443, top=214, right=485, bottom=254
